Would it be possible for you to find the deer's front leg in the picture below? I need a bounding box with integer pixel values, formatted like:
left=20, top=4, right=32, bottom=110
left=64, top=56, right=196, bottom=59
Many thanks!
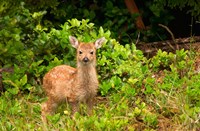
left=86, top=98, right=94, bottom=116
left=69, top=101, right=79, bottom=116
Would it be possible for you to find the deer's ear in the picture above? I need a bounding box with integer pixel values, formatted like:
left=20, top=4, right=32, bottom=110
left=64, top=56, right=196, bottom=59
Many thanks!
left=69, top=36, right=79, bottom=48
left=94, top=37, right=106, bottom=49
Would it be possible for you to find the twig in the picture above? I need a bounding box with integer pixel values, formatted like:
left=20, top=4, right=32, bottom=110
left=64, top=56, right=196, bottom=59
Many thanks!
left=158, top=24, right=179, bottom=50
left=158, top=24, right=175, bottom=41
left=190, top=17, right=193, bottom=37
left=136, top=31, right=140, bottom=44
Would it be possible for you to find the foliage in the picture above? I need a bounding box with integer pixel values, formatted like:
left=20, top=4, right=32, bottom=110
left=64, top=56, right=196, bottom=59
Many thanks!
left=153, top=0, right=200, bottom=19
left=0, top=0, right=176, bottom=44
left=1, top=0, right=199, bottom=44
left=0, top=3, right=200, bottom=130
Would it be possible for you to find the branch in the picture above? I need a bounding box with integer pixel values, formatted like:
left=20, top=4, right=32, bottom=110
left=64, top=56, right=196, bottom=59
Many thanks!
left=158, top=24, right=179, bottom=50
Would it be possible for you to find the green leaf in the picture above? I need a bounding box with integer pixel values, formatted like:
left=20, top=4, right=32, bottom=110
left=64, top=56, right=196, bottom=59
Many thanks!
left=100, top=81, right=112, bottom=96
left=128, top=78, right=138, bottom=85
left=69, top=18, right=80, bottom=27
left=47, top=113, right=61, bottom=124
left=99, top=27, right=104, bottom=36
left=7, top=87, right=19, bottom=95
left=20, top=74, right=27, bottom=86
left=104, top=30, right=111, bottom=38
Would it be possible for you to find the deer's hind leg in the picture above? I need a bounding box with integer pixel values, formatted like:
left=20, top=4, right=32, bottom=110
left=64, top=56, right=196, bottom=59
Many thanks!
left=41, top=98, right=58, bottom=123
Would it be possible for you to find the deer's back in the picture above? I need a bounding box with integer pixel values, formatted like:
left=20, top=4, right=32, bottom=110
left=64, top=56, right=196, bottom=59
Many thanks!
left=43, top=65, right=76, bottom=100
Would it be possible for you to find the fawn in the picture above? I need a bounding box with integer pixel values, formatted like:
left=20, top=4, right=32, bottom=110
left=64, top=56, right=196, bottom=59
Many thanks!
left=41, top=36, right=105, bottom=122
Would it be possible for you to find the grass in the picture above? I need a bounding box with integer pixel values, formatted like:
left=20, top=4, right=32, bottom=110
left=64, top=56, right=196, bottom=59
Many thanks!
left=0, top=93, right=133, bottom=130
left=0, top=50, right=200, bottom=131
left=1, top=84, right=199, bottom=131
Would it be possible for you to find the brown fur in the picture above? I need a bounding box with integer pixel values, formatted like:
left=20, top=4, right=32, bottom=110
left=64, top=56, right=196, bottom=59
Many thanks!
left=41, top=36, right=105, bottom=122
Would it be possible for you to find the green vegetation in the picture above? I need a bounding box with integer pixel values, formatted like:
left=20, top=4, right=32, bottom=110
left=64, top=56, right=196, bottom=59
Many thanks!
left=0, top=1, right=200, bottom=131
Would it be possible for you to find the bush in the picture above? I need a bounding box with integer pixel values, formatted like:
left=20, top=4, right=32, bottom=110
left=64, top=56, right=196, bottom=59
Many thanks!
left=0, top=3, right=145, bottom=98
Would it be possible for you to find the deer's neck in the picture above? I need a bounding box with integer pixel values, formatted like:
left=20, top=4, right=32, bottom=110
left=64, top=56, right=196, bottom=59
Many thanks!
left=76, top=63, right=98, bottom=87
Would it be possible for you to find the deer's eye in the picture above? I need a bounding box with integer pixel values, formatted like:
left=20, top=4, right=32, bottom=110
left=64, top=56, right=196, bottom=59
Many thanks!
left=79, top=51, right=82, bottom=54
left=90, top=51, right=94, bottom=55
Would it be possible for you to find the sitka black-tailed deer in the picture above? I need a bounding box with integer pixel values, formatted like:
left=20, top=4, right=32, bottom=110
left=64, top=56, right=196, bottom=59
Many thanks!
left=41, top=36, right=105, bottom=122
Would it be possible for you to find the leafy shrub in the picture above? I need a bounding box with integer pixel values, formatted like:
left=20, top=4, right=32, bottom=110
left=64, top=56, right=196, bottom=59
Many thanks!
left=146, top=49, right=200, bottom=129
left=0, top=0, right=177, bottom=45
left=98, top=39, right=146, bottom=96
left=0, top=3, right=146, bottom=99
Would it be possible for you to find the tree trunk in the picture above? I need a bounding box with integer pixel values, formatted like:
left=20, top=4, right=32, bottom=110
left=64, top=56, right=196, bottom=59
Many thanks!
left=124, top=0, right=145, bottom=30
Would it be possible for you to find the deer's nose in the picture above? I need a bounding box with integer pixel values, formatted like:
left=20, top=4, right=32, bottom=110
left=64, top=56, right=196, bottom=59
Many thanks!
left=83, top=57, right=89, bottom=63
